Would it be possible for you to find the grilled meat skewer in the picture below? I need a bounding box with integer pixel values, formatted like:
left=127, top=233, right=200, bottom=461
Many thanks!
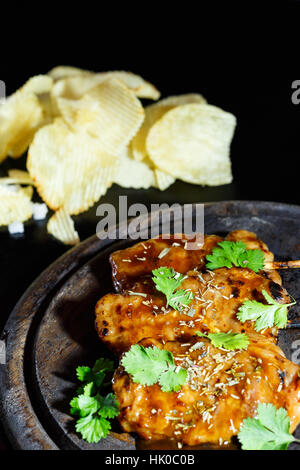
left=95, top=267, right=290, bottom=354
left=113, top=335, right=300, bottom=446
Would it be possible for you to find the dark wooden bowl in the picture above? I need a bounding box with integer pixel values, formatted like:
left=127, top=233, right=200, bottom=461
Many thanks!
left=1, top=201, right=300, bottom=450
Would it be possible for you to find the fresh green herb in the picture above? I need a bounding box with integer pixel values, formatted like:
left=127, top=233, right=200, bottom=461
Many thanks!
left=121, top=344, right=187, bottom=392
left=152, top=266, right=193, bottom=310
left=206, top=241, right=265, bottom=273
left=76, top=357, right=114, bottom=393
left=196, top=330, right=249, bottom=350
left=70, top=358, right=119, bottom=443
left=237, top=290, right=296, bottom=332
left=238, top=403, right=300, bottom=450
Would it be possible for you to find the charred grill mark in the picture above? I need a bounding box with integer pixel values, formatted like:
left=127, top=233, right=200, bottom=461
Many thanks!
left=101, top=328, right=109, bottom=336
left=116, top=304, right=122, bottom=314
left=232, top=287, right=240, bottom=298
left=251, top=288, right=262, bottom=301
left=269, top=281, right=285, bottom=302
left=278, top=370, right=286, bottom=384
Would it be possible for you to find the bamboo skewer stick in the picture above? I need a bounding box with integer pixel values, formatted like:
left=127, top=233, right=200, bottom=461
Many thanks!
left=264, top=260, right=300, bottom=270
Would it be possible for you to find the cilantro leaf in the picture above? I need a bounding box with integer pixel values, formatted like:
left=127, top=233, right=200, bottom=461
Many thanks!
left=196, top=331, right=249, bottom=350
left=75, top=414, right=111, bottom=443
left=76, top=358, right=114, bottom=393
left=76, top=366, right=93, bottom=383
left=158, top=366, right=188, bottom=392
left=98, top=393, right=120, bottom=419
left=238, top=249, right=265, bottom=273
left=152, top=267, right=193, bottom=311
left=93, top=358, right=114, bottom=374
left=72, top=394, right=100, bottom=418
left=206, top=241, right=265, bottom=273
left=238, top=403, right=298, bottom=450
left=237, top=290, right=296, bottom=332
left=168, top=289, right=194, bottom=311
left=70, top=357, right=119, bottom=444
left=121, top=344, right=187, bottom=392
left=121, top=344, right=169, bottom=385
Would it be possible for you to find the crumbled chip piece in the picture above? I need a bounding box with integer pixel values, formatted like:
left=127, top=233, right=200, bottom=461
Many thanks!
left=8, top=221, right=24, bottom=234
left=0, top=185, right=33, bottom=226
left=32, top=202, right=48, bottom=221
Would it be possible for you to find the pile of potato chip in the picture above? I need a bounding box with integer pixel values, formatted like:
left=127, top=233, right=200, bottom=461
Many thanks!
left=0, top=66, right=236, bottom=245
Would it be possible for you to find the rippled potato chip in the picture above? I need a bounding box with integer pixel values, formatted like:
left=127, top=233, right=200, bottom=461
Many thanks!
left=154, top=168, right=176, bottom=190
left=131, top=93, right=206, bottom=161
left=0, top=75, right=53, bottom=162
left=21, top=75, right=53, bottom=96
left=114, top=147, right=155, bottom=189
left=27, top=119, right=119, bottom=214
left=48, top=66, right=92, bottom=81
left=47, top=209, right=80, bottom=245
left=147, top=104, right=236, bottom=186
left=56, top=78, right=144, bottom=156
left=0, top=184, right=33, bottom=225
left=52, top=70, right=160, bottom=100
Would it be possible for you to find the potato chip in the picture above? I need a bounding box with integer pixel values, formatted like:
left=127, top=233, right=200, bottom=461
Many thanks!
left=0, top=169, right=35, bottom=185
left=0, top=75, right=53, bottom=162
left=47, top=209, right=80, bottom=245
left=8, top=169, right=34, bottom=183
left=27, top=118, right=119, bottom=214
left=114, top=147, right=155, bottom=189
left=131, top=93, right=206, bottom=161
left=0, top=170, right=34, bottom=185
left=0, top=184, right=33, bottom=226
left=154, top=169, right=176, bottom=190
left=22, top=75, right=53, bottom=96
left=154, top=93, right=206, bottom=108
left=52, top=71, right=160, bottom=100
left=146, top=104, right=236, bottom=186
left=56, top=78, right=144, bottom=156
left=48, top=66, right=92, bottom=81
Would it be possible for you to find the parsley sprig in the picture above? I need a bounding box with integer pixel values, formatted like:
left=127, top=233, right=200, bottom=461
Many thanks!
left=121, top=344, right=187, bottom=392
left=206, top=241, right=265, bottom=273
left=238, top=403, right=300, bottom=450
left=152, top=267, right=193, bottom=311
left=196, top=331, right=249, bottom=350
left=70, top=358, right=120, bottom=443
left=237, top=290, right=296, bottom=332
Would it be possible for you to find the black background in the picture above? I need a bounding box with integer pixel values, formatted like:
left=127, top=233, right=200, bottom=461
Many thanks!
left=1, top=0, right=300, bottom=451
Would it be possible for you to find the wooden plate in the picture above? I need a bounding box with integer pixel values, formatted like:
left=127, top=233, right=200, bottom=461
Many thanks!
left=1, top=201, right=300, bottom=450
